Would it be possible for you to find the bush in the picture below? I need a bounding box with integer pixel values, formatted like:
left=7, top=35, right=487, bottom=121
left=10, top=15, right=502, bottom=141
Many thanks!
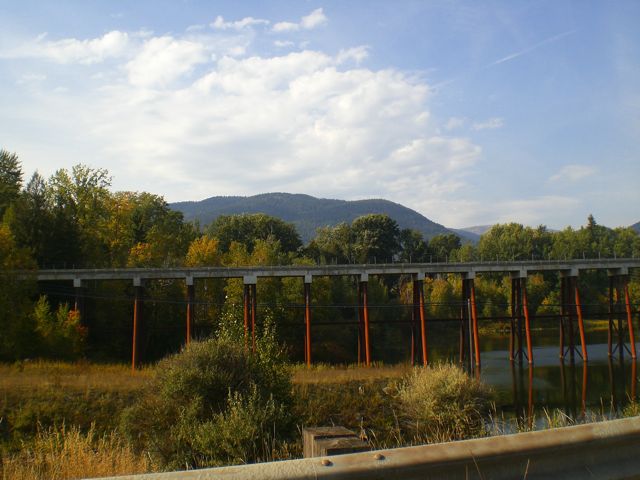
left=121, top=334, right=293, bottom=469
left=397, top=364, right=493, bottom=443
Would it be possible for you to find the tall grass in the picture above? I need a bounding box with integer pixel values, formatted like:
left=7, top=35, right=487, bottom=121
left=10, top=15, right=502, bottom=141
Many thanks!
left=1, top=425, right=155, bottom=480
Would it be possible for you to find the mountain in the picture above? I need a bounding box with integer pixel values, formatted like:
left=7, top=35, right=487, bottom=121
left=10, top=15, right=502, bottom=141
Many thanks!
left=450, top=228, right=481, bottom=244
left=632, top=222, right=640, bottom=234
left=458, top=225, right=493, bottom=236
left=171, top=193, right=455, bottom=243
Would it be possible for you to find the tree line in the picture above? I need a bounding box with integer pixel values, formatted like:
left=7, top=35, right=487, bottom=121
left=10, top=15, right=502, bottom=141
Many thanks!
left=0, top=149, right=638, bottom=363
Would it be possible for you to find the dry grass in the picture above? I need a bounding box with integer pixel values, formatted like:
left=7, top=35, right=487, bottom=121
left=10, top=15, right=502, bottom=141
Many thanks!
left=1, top=425, right=156, bottom=480
left=0, top=360, right=152, bottom=393
left=292, top=362, right=411, bottom=384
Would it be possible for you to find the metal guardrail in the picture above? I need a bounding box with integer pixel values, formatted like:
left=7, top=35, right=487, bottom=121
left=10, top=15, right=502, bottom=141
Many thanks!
left=98, top=417, right=640, bottom=480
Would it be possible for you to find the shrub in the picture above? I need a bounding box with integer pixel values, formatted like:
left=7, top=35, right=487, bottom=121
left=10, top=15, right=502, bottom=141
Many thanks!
left=397, top=364, right=493, bottom=443
left=121, top=334, right=293, bottom=469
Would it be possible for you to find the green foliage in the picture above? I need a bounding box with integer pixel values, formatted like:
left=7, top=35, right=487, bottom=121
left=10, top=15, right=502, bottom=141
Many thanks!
left=208, top=213, right=302, bottom=254
left=121, top=334, right=293, bottom=469
left=32, top=296, right=87, bottom=360
left=477, top=223, right=552, bottom=261
left=397, top=364, right=493, bottom=442
left=0, top=149, right=23, bottom=219
left=427, top=233, right=461, bottom=262
left=351, top=214, right=400, bottom=263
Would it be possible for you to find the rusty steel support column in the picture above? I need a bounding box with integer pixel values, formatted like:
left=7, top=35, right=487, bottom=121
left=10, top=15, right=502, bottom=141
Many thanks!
left=559, top=277, right=567, bottom=360
left=574, top=280, right=588, bottom=362
left=357, top=280, right=364, bottom=365
left=633, top=359, right=638, bottom=402
left=521, top=278, right=534, bottom=365
left=581, top=361, right=588, bottom=418
left=625, top=280, right=637, bottom=360
left=510, top=278, right=516, bottom=361
left=243, top=283, right=250, bottom=349
left=527, top=365, right=534, bottom=430
left=360, top=274, right=371, bottom=367
left=567, top=277, right=576, bottom=362
left=186, top=278, right=194, bottom=346
left=304, top=275, right=312, bottom=368
left=411, top=280, right=418, bottom=365
left=72, top=278, right=85, bottom=329
left=511, top=274, right=526, bottom=364
left=131, top=278, right=143, bottom=373
left=608, top=276, right=615, bottom=357
left=418, top=275, right=428, bottom=367
left=460, top=278, right=468, bottom=365
left=468, top=277, right=481, bottom=369
left=617, top=278, right=624, bottom=360
left=251, top=283, right=257, bottom=354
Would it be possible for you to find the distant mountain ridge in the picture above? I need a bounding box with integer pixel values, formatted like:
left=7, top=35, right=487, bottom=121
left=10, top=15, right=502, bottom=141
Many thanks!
left=171, top=193, right=456, bottom=243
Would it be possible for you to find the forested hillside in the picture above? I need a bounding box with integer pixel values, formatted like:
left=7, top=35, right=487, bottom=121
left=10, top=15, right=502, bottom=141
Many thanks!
left=171, top=193, right=453, bottom=243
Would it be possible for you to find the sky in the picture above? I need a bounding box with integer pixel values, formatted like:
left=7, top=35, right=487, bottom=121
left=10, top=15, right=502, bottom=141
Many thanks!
left=0, top=0, right=638, bottom=230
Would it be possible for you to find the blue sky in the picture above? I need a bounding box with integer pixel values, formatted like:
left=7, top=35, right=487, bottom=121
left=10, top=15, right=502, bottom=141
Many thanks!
left=1, top=1, right=638, bottom=229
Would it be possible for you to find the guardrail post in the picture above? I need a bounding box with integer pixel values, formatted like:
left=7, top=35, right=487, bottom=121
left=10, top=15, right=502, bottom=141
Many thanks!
left=304, top=275, right=312, bottom=367
left=186, top=276, right=194, bottom=346
left=131, top=277, right=144, bottom=373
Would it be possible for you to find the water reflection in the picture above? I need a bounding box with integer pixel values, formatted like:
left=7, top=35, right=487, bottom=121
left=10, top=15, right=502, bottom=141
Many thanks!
left=503, top=356, right=638, bottom=426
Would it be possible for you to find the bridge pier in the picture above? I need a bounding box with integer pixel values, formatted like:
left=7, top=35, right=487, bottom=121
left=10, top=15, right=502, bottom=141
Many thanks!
left=357, top=274, right=371, bottom=366
left=560, top=270, right=588, bottom=362
left=186, top=276, right=194, bottom=346
left=510, top=271, right=532, bottom=365
left=304, top=275, right=312, bottom=367
left=131, top=277, right=144, bottom=372
left=243, top=276, right=258, bottom=353
left=461, top=273, right=480, bottom=370
left=608, top=268, right=635, bottom=360
left=414, top=273, right=428, bottom=366
left=73, top=278, right=85, bottom=324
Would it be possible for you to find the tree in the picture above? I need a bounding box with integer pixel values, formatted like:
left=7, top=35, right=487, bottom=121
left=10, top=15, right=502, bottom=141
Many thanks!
left=306, top=222, right=353, bottom=264
left=207, top=214, right=302, bottom=254
left=351, top=214, right=400, bottom=263
left=0, top=150, right=23, bottom=218
left=399, top=229, right=429, bottom=263
left=428, top=233, right=461, bottom=262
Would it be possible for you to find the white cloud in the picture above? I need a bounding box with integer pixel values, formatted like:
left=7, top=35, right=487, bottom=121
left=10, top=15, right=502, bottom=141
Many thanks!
left=1, top=25, right=483, bottom=228
left=472, top=117, right=504, bottom=130
left=273, top=8, right=328, bottom=33
left=126, top=36, right=208, bottom=87
left=3, top=30, right=131, bottom=64
left=211, top=15, right=269, bottom=30
left=274, top=40, right=294, bottom=48
left=336, top=46, right=369, bottom=65
left=549, top=164, right=597, bottom=183
left=444, top=117, right=466, bottom=130
left=301, top=8, right=328, bottom=29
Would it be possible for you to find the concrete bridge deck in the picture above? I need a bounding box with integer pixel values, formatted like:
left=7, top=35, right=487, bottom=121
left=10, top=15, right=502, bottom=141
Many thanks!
left=24, top=258, right=640, bottom=283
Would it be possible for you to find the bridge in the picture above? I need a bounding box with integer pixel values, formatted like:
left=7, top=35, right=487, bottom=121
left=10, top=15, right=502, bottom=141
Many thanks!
left=21, top=259, right=640, bottom=371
